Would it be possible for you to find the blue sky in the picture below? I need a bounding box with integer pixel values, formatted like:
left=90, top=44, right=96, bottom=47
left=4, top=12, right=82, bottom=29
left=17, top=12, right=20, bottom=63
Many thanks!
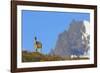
left=22, top=10, right=90, bottom=54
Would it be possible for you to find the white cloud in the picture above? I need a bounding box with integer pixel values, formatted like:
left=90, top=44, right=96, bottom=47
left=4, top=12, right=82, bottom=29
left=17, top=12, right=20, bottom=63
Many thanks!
left=83, top=20, right=90, bottom=35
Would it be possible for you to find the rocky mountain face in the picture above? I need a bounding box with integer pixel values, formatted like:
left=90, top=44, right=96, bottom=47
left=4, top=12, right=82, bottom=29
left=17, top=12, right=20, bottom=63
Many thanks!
left=51, top=20, right=90, bottom=57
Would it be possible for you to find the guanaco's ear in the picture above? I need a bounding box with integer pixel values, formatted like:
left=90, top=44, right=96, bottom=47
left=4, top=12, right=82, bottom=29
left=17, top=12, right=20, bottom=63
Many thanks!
left=34, top=36, right=37, bottom=40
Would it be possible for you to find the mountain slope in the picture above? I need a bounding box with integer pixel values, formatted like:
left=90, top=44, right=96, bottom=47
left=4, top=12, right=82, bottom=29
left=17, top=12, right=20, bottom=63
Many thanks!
left=51, top=20, right=90, bottom=58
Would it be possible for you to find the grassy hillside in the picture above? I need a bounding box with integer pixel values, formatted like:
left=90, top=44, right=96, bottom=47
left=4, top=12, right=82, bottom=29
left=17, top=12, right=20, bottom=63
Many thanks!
left=22, top=51, right=64, bottom=62
left=22, top=51, right=89, bottom=62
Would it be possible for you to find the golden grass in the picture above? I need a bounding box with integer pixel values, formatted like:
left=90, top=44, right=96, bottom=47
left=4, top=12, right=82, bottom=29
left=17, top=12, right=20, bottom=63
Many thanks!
left=22, top=51, right=89, bottom=62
